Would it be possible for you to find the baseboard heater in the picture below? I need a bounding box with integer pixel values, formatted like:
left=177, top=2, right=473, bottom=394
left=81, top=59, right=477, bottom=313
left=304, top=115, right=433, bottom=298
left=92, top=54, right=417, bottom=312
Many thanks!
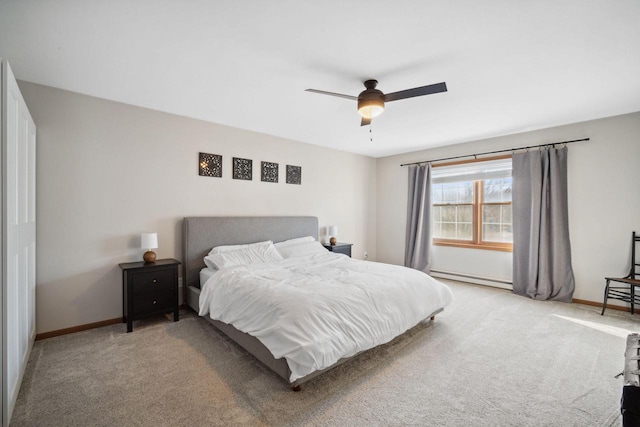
left=430, top=269, right=513, bottom=290
left=622, top=333, right=640, bottom=427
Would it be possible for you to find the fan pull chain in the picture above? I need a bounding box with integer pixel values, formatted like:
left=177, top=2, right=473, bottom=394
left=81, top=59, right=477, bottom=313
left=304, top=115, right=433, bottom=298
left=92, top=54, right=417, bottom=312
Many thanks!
left=370, top=123, right=373, bottom=142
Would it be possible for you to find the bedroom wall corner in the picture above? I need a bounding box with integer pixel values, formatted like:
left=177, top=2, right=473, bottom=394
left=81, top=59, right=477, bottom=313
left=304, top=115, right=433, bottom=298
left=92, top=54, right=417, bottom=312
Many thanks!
left=375, top=111, right=640, bottom=306
left=18, top=81, right=377, bottom=334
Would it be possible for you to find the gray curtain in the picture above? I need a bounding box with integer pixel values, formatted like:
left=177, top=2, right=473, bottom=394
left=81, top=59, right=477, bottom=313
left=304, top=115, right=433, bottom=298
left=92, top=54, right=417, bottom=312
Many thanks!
left=405, top=164, right=432, bottom=272
left=512, top=147, right=575, bottom=301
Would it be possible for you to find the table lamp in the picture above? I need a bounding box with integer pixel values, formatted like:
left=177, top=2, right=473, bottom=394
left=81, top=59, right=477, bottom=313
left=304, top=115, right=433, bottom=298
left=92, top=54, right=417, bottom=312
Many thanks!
left=141, top=232, right=158, bottom=263
left=328, top=226, right=338, bottom=245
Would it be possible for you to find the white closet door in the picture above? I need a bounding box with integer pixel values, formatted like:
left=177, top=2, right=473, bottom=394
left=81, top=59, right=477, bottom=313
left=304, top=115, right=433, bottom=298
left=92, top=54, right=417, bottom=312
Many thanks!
left=2, top=59, right=36, bottom=427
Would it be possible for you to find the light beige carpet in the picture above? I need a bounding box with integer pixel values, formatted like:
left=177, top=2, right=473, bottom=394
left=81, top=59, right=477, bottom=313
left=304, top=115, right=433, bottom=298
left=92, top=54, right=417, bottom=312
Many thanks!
left=11, top=282, right=638, bottom=426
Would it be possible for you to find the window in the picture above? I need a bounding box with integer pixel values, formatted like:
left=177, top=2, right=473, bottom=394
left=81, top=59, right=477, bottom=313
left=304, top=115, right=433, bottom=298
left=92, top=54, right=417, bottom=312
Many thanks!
left=432, top=156, right=512, bottom=252
left=432, top=182, right=474, bottom=240
left=481, top=177, right=512, bottom=244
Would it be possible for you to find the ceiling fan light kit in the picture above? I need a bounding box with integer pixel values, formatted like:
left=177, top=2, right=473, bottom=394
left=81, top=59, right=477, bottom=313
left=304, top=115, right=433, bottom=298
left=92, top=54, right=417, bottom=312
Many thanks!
left=306, top=79, right=447, bottom=127
left=357, top=80, right=385, bottom=119
left=357, top=99, right=384, bottom=119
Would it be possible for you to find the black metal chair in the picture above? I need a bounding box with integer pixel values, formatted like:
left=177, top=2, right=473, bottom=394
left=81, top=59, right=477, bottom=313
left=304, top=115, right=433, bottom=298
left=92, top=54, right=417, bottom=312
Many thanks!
left=602, top=231, right=640, bottom=315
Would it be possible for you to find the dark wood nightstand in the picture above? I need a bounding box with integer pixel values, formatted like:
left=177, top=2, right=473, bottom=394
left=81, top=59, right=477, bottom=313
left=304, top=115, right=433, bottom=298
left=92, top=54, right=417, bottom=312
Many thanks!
left=322, top=242, right=353, bottom=257
left=119, top=258, right=180, bottom=333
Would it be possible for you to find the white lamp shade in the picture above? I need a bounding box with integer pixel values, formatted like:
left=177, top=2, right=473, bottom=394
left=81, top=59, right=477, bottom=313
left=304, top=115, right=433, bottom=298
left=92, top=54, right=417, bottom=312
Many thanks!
left=141, top=233, right=158, bottom=250
left=328, top=226, right=338, bottom=237
left=358, top=103, right=384, bottom=119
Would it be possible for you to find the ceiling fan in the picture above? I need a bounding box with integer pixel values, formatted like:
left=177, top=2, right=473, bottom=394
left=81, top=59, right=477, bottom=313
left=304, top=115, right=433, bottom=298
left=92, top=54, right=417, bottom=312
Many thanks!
left=305, top=79, right=447, bottom=126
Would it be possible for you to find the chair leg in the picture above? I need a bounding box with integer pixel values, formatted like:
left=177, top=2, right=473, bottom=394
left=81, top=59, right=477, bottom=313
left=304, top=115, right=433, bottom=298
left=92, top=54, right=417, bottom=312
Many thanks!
left=632, top=285, right=636, bottom=315
left=601, top=280, right=610, bottom=316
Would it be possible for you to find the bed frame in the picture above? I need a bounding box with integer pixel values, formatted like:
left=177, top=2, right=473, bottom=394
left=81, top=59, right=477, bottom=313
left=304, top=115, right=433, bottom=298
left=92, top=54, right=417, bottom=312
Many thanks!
left=182, top=216, right=441, bottom=390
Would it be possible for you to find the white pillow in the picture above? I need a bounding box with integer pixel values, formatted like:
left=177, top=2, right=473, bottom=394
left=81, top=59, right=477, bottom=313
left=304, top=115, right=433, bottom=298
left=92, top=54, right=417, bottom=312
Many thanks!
left=276, top=240, right=328, bottom=259
left=274, top=236, right=315, bottom=249
left=204, top=242, right=283, bottom=269
left=208, top=240, right=272, bottom=256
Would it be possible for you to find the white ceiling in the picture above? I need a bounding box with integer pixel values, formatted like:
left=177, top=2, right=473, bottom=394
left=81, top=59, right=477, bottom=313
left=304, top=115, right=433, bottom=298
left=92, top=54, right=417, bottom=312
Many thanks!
left=1, top=0, right=639, bottom=157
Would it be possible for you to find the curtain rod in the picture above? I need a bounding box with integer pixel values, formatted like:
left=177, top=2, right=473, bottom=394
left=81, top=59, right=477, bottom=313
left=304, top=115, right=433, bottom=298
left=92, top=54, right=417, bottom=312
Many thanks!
left=400, top=138, right=590, bottom=167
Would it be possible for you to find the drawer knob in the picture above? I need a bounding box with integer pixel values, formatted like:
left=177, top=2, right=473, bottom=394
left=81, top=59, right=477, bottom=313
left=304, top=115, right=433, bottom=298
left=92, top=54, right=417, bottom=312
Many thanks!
left=153, top=279, right=157, bottom=283
left=153, top=300, right=157, bottom=305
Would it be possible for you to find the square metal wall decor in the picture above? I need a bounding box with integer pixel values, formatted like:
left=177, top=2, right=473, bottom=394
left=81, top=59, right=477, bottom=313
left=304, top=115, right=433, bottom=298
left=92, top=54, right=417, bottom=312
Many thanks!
left=198, top=152, right=222, bottom=177
left=286, top=165, right=302, bottom=185
left=233, top=157, right=253, bottom=180
left=261, top=161, right=279, bottom=183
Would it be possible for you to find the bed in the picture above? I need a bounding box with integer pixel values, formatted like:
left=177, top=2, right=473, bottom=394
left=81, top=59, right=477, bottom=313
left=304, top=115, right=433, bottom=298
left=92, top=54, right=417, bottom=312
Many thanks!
left=183, top=216, right=452, bottom=389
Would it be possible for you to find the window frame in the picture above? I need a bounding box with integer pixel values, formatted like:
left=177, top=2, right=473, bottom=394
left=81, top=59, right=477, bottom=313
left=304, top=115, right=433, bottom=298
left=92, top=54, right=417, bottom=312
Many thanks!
left=432, top=155, right=513, bottom=253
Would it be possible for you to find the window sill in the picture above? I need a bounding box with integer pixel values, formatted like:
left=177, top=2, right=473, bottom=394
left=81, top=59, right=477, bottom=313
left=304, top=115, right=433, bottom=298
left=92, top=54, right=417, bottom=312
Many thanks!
left=433, top=239, right=513, bottom=253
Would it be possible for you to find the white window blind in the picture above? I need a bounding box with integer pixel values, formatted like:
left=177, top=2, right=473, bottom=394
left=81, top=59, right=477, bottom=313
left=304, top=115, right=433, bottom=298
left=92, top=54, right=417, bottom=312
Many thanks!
left=432, top=158, right=512, bottom=184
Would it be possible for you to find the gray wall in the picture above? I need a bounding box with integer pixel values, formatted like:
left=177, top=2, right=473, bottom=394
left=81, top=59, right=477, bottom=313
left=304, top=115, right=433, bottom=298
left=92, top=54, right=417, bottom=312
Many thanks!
left=376, top=112, right=640, bottom=305
left=19, top=81, right=377, bottom=334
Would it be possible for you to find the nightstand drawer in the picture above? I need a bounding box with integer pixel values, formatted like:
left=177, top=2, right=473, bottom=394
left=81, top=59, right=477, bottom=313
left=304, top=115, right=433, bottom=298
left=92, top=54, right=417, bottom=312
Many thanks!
left=131, top=269, right=174, bottom=294
left=132, top=291, right=175, bottom=316
left=331, top=245, right=351, bottom=256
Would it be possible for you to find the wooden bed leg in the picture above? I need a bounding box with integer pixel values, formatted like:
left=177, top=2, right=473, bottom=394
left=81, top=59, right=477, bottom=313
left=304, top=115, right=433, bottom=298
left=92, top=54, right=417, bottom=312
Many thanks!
left=430, top=315, right=435, bottom=321
left=291, top=385, right=301, bottom=392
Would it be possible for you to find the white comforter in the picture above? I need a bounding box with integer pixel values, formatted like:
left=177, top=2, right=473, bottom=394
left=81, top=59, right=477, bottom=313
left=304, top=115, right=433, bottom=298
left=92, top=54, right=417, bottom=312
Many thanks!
left=199, top=252, right=453, bottom=382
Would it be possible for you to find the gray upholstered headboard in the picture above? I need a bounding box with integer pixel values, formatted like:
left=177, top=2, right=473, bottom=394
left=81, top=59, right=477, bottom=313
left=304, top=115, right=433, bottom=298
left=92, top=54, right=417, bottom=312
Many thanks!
left=183, top=216, right=319, bottom=288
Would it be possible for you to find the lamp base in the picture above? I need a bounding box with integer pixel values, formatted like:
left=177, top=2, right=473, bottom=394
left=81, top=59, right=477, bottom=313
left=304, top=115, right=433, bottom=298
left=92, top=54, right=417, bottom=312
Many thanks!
left=143, top=250, right=157, bottom=263
left=329, top=237, right=337, bottom=245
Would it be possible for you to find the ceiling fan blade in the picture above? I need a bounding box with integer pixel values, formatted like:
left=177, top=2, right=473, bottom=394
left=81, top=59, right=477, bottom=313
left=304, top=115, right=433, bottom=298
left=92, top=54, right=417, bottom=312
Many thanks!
left=383, top=82, right=447, bottom=102
left=360, top=117, right=372, bottom=127
left=305, top=89, right=357, bottom=101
